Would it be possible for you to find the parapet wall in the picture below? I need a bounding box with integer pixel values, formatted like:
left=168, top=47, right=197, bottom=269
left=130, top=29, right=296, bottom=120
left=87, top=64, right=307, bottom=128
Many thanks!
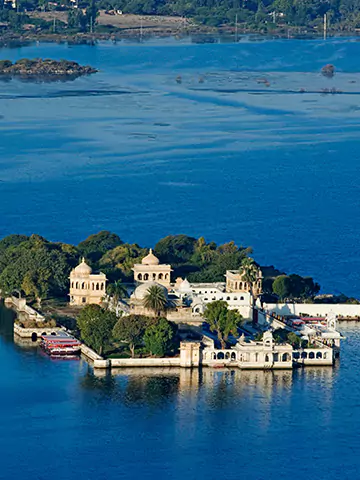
left=263, top=303, right=360, bottom=318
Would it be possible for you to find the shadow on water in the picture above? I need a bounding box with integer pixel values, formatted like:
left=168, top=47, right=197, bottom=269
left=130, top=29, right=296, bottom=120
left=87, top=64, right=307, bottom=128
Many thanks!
left=0, top=301, right=15, bottom=341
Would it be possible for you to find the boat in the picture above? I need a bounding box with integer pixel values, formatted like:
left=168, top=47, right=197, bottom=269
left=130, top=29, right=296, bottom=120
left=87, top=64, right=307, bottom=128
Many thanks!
left=40, top=333, right=81, bottom=357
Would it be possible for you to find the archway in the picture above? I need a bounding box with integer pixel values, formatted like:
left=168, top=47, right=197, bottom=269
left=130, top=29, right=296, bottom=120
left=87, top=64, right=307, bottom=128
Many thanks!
left=31, top=332, right=37, bottom=342
left=316, top=352, right=322, bottom=359
left=309, top=352, right=315, bottom=359
left=217, top=352, right=224, bottom=360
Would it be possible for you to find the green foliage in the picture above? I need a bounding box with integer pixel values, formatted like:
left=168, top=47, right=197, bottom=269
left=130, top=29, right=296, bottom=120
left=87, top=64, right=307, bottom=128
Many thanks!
left=112, top=314, right=152, bottom=357
left=272, top=274, right=320, bottom=300
left=0, top=234, right=77, bottom=300
left=154, top=234, right=197, bottom=265
left=272, top=328, right=301, bottom=347
left=144, top=317, right=177, bottom=357
left=77, top=304, right=117, bottom=355
left=143, top=285, right=168, bottom=317
left=106, top=280, right=128, bottom=303
left=78, top=231, right=123, bottom=262
left=203, top=300, right=243, bottom=348
left=99, top=243, right=147, bottom=280
left=272, top=275, right=292, bottom=300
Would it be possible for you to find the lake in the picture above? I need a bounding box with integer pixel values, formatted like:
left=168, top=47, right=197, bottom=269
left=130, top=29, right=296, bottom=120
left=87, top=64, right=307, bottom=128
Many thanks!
left=1, top=38, right=360, bottom=478
left=0, top=303, right=359, bottom=480
left=1, top=37, right=360, bottom=295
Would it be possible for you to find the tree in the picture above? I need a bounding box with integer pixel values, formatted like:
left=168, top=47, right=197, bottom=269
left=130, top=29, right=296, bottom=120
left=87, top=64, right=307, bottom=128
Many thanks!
left=272, top=275, right=292, bottom=300
left=144, top=317, right=177, bottom=357
left=113, top=314, right=150, bottom=357
left=203, top=300, right=243, bottom=349
left=154, top=234, right=197, bottom=265
left=241, top=256, right=259, bottom=301
left=78, top=231, right=123, bottom=262
left=143, top=285, right=168, bottom=317
left=0, top=234, right=76, bottom=299
left=99, top=243, right=147, bottom=280
left=77, top=304, right=117, bottom=355
left=107, top=280, right=128, bottom=304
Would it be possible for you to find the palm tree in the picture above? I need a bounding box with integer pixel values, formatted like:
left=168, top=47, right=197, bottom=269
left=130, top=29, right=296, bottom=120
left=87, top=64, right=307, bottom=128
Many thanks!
left=107, top=280, right=128, bottom=305
left=143, top=285, right=168, bottom=317
left=242, top=257, right=259, bottom=304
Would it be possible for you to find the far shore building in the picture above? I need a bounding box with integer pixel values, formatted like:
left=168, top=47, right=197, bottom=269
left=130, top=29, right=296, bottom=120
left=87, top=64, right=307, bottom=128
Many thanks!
left=69, top=258, right=107, bottom=306
left=132, top=249, right=172, bottom=287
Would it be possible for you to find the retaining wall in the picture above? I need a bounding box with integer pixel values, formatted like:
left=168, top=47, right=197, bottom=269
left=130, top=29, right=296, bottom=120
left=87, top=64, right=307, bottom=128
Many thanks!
left=264, top=303, right=360, bottom=318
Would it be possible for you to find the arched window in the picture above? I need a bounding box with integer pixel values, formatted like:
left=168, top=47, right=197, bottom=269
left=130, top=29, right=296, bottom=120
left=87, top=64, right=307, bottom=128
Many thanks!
left=301, top=352, right=307, bottom=359
left=244, top=282, right=247, bottom=289
left=273, top=353, right=279, bottom=362
left=234, top=297, right=238, bottom=301
left=225, top=352, right=230, bottom=360
left=293, top=352, right=300, bottom=359
left=324, top=352, right=327, bottom=359
left=96, top=283, right=99, bottom=291
left=239, top=282, right=243, bottom=290
left=75, top=282, right=79, bottom=289
left=165, top=274, right=169, bottom=280
left=217, top=352, right=224, bottom=360
left=265, top=354, right=270, bottom=362
left=144, top=273, right=149, bottom=281
left=159, top=273, right=163, bottom=280
left=255, top=353, right=259, bottom=362
left=235, top=282, right=238, bottom=290
left=226, top=296, right=230, bottom=301
left=82, top=282, right=86, bottom=289
left=71, top=282, right=74, bottom=288
left=82, top=297, right=86, bottom=303
left=316, top=352, right=322, bottom=359
left=240, top=296, right=244, bottom=300
left=282, top=353, right=290, bottom=362
left=92, top=283, right=94, bottom=290
left=213, top=352, right=217, bottom=360
left=309, top=352, right=315, bottom=359
left=231, top=352, right=236, bottom=360
left=153, top=273, right=156, bottom=280
left=138, top=273, right=142, bottom=281
left=101, top=283, right=104, bottom=290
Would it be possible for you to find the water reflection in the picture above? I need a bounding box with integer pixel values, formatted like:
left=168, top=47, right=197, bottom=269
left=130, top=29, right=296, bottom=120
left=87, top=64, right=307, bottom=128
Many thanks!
left=82, top=365, right=336, bottom=410
left=0, top=301, right=15, bottom=340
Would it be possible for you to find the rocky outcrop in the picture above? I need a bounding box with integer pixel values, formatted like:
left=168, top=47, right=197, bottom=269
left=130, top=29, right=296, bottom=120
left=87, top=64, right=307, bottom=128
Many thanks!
left=0, top=58, right=97, bottom=79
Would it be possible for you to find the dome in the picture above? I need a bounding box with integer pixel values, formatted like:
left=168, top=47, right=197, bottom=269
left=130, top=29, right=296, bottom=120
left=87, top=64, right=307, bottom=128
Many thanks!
left=179, top=278, right=192, bottom=293
left=133, top=281, right=168, bottom=301
left=74, top=258, right=92, bottom=275
left=142, top=248, right=160, bottom=266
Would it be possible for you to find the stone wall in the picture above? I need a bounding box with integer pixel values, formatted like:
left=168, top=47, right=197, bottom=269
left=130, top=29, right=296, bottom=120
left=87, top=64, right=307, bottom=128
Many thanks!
left=263, top=303, right=360, bottom=318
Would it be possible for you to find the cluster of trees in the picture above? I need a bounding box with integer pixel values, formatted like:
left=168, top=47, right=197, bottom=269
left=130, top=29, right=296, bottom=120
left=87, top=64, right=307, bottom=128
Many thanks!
left=77, top=304, right=178, bottom=357
left=2, top=0, right=360, bottom=33
left=76, top=297, right=243, bottom=357
left=271, top=274, right=320, bottom=301
left=203, top=300, right=243, bottom=348
left=0, top=231, right=321, bottom=305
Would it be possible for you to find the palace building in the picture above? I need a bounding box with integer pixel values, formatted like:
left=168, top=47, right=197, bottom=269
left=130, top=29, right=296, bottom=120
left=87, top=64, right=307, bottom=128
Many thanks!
left=132, top=249, right=172, bottom=287
left=225, top=267, right=263, bottom=297
left=69, top=258, right=107, bottom=306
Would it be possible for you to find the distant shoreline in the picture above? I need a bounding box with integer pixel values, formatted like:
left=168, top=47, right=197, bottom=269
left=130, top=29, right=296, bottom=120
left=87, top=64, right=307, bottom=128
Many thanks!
left=1, top=25, right=359, bottom=49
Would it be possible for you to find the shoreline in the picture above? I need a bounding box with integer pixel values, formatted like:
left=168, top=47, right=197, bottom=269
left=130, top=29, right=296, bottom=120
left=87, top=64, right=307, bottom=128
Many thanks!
left=1, top=26, right=360, bottom=49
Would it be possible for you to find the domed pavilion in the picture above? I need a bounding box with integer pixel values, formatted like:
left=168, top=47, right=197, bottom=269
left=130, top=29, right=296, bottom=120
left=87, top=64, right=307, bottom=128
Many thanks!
left=132, top=249, right=172, bottom=287
left=69, top=258, right=107, bottom=306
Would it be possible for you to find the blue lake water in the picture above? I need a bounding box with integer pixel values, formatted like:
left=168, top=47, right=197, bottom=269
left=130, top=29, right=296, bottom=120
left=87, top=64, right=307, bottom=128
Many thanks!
left=1, top=38, right=360, bottom=294
left=1, top=39, right=360, bottom=478
left=0, top=304, right=359, bottom=480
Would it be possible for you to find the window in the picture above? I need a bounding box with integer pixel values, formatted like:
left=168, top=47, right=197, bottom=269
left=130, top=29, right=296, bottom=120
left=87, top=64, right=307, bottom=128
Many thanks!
left=82, top=297, right=86, bottom=303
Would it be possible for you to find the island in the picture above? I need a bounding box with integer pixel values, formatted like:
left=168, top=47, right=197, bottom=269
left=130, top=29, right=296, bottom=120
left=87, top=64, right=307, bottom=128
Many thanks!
left=0, top=58, right=98, bottom=80
left=0, top=231, right=350, bottom=371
